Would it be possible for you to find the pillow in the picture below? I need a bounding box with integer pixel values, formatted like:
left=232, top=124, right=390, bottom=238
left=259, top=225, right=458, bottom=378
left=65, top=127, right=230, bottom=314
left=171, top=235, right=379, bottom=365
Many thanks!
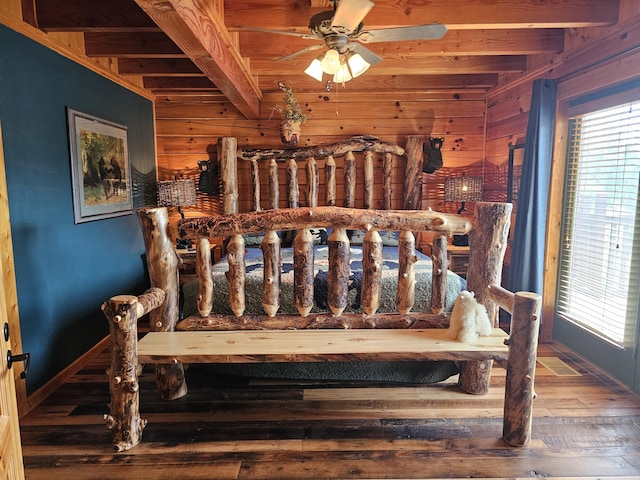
left=346, top=230, right=367, bottom=245
left=379, top=230, right=400, bottom=246
left=241, top=233, right=265, bottom=246
left=345, top=229, right=400, bottom=246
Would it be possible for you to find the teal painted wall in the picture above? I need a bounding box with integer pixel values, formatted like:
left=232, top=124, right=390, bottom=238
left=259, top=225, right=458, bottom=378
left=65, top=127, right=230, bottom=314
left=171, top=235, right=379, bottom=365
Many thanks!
left=0, top=24, right=156, bottom=393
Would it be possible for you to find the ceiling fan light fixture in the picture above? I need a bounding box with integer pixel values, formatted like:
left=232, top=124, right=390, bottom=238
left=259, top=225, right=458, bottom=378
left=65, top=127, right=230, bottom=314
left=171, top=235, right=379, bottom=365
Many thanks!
left=333, top=63, right=352, bottom=84
left=320, top=48, right=341, bottom=74
left=347, top=52, right=370, bottom=78
left=304, top=57, right=324, bottom=82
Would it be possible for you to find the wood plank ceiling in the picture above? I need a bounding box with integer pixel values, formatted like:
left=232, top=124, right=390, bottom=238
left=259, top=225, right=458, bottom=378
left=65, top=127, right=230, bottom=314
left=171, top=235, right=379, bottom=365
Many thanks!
left=23, top=0, right=618, bottom=119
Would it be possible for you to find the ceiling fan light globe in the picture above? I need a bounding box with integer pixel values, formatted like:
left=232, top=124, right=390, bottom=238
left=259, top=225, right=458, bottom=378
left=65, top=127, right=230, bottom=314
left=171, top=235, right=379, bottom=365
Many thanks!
left=304, top=58, right=324, bottom=82
left=333, top=63, right=352, bottom=84
left=321, top=49, right=341, bottom=74
left=347, top=53, right=370, bottom=78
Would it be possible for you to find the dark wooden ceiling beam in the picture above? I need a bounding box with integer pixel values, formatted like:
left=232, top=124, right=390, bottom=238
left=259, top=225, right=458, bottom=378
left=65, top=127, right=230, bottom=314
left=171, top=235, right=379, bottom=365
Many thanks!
left=225, top=0, right=618, bottom=30
left=143, top=76, right=220, bottom=91
left=33, top=0, right=158, bottom=32
left=240, top=29, right=564, bottom=59
left=134, top=0, right=261, bottom=119
left=84, top=32, right=185, bottom=57
left=118, top=58, right=203, bottom=76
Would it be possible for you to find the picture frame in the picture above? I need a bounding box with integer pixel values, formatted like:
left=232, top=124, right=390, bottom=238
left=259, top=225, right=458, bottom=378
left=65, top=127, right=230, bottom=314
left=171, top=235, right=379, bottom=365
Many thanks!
left=67, top=108, right=132, bottom=223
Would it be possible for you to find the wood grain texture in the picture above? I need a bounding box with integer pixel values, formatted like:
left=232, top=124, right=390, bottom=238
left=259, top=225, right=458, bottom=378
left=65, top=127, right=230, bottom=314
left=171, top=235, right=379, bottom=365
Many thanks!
left=196, top=238, right=213, bottom=317
left=226, top=234, right=246, bottom=317
left=136, top=329, right=510, bottom=364
left=260, top=231, right=281, bottom=317
left=176, top=311, right=451, bottom=331
left=137, top=207, right=187, bottom=401
left=293, top=229, right=314, bottom=317
left=178, top=206, right=474, bottom=239
left=431, top=234, right=448, bottom=314
left=361, top=230, right=383, bottom=315
left=102, top=295, right=147, bottom=451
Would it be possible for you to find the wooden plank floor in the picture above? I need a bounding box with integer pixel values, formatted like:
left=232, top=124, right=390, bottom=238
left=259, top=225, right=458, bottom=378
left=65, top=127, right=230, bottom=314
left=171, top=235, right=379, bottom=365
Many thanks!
left=19, top=341, right=640, bottom=479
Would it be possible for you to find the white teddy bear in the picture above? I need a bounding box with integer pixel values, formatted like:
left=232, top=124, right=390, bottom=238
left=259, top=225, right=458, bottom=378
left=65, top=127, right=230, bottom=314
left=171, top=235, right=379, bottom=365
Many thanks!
left=447, top=290, right=493, bottom=343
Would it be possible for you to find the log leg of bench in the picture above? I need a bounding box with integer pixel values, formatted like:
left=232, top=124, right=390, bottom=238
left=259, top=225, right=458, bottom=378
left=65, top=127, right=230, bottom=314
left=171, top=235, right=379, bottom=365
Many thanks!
left=102, top=295, right=147, bottom=452
left=502, top=291, right=541, bottom=446
left=457, top=360, right=492, bottom=394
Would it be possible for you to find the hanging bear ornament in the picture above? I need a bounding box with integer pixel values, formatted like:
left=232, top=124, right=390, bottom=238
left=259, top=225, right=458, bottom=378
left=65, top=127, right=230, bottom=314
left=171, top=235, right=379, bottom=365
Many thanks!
left=423, top=137, right=444, bottom=173
left=197, top=159, right=219, bottom=195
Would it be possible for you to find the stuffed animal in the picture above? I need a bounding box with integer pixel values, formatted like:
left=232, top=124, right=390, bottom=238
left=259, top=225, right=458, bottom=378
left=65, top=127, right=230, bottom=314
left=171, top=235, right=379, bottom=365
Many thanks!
left=447, top=290, right=493, bottom=343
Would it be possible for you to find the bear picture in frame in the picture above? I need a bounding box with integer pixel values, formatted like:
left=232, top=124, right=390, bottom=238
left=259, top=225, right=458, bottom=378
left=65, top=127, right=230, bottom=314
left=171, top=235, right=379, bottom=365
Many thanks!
left=67, top=108, right=132, bottom=223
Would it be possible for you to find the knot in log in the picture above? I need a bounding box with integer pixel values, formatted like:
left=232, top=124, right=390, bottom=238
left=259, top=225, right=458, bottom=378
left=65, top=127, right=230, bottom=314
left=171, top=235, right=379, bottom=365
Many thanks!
left=104, top=414, right=116, bottom=429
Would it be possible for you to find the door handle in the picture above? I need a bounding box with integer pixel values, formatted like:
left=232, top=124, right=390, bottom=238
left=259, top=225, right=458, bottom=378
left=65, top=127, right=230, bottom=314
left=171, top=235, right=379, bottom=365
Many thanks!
left=7, top=350, right=30, bottom=379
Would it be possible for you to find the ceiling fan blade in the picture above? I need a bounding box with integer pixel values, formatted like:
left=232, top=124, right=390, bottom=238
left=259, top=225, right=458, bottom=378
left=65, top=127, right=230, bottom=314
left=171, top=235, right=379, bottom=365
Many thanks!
left=331, top=0, right=374, bottom=33
left=276, top=44, right=325, bottom=62
left=358, top=23, right=447, bottom=43
left=234, top=26, right=317, bottom=39
left=348, top=43, right=382, bottom=65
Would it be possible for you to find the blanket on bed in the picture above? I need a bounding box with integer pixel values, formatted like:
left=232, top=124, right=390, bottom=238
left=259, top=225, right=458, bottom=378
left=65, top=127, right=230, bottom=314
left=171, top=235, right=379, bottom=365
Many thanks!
left=180, top=245, right=462, bottom=384
left=182, top=245, right=465, bottom=317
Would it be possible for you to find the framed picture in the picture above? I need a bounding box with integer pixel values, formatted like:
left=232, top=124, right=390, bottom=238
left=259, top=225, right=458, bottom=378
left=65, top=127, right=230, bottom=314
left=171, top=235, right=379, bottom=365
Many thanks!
left=67, top=108, right=132, bottom=223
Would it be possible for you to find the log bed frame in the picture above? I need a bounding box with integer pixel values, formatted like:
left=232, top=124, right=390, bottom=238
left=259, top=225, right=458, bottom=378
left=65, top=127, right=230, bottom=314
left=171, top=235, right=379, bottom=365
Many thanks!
left=101, top=136, right=541, bottom=452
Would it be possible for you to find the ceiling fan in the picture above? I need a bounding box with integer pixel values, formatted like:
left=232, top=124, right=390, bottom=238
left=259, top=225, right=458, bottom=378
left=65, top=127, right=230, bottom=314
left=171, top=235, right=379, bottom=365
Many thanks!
left=239, top=0, right=447, bottom=83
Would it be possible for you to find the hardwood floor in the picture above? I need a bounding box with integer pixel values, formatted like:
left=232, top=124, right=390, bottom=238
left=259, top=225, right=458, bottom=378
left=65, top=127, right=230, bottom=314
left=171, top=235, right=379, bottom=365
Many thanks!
left=19, top=341, right=640, bottom=479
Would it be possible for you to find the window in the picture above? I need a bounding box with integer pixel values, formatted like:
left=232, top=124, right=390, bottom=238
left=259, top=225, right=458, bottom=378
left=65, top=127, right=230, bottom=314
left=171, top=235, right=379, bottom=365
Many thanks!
left=557, top=98, right=640, bottom=347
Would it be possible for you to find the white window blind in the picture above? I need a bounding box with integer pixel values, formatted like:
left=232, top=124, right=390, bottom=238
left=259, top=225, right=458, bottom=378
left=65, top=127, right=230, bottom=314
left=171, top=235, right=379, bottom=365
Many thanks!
left=557, top=100, right=640, bottom=346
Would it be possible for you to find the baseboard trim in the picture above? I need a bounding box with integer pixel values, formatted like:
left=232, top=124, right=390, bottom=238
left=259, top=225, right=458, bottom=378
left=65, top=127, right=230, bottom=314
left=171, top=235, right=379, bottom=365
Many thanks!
left=21, top=336, right=110, bottom=417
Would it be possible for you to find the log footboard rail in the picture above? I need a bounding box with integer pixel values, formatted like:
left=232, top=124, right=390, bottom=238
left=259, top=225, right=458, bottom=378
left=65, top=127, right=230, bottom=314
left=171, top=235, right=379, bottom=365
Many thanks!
left=102, top=201, right=541, bottom=452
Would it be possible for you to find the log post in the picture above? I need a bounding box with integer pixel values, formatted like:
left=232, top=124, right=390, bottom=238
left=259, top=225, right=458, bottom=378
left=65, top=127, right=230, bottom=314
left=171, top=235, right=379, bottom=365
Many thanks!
left=383, top=152, right=393, bottom=210
left=458, top=202, right=512, bottom=394
left=403, top=135, right=423, bottom=210
left=268, top=158, right=279, bottom=210
left=250, top=159, right=261, bottom=212
left=261, top=230, right=281, bottom=317
left=363, top=151, right=374, bottom=209
left=344, top=151, right=356, bottom=208
left=102, top=289, right=165, bottom=451
left=503, top=291, right=541, bottom=446
left=396, top=230, right=417, bottom=314
left=293, top=228, right=314, bottom=317
left=196, top=238, right=213, bottom=317
left=219, top=137, right=238, bottom=214
left=137, top=207, right=187, bottom=401
left=431, top=234, right=448, bottom=314
left=325, top=155, right=336, bottom=206
left=306, top=157, right=318, bottom=208
left=287, top=159, right=299, bottom=208
left=328, top=228, right=350, bottom=316
left=361, top=229, right=383, bottom=315
left=226, top=234, right=246, bottom=317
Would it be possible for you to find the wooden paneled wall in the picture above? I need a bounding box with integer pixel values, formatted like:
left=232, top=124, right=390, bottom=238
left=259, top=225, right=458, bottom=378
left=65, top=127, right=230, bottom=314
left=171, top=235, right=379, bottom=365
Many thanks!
left=155, top=88, right=488, bottom=219
left=485, top=1, right=640, bottom=341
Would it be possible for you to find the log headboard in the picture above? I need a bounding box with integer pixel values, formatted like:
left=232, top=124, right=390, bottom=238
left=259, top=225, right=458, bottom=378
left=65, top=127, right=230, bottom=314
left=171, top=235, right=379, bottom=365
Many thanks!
left=219, top=135, right=422, bottom=214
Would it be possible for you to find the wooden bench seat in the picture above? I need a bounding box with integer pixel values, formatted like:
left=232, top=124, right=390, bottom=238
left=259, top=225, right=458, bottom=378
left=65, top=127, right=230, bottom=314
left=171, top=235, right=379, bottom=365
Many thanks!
left=137, top=328, right=509, bottom=364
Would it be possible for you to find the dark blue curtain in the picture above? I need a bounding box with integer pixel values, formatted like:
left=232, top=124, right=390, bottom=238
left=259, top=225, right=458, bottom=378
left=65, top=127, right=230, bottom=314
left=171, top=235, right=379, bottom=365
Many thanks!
left=507, top=79, right=557, bottom=295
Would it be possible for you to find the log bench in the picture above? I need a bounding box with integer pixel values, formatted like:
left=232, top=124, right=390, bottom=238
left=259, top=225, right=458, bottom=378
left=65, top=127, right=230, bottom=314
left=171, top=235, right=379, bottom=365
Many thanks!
left=103, top=286, right=540, bottom=452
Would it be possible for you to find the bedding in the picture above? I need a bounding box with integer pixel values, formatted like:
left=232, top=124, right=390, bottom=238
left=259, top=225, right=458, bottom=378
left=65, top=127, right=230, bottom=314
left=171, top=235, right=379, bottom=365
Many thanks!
left=182, top=243, right=466, bottom=318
